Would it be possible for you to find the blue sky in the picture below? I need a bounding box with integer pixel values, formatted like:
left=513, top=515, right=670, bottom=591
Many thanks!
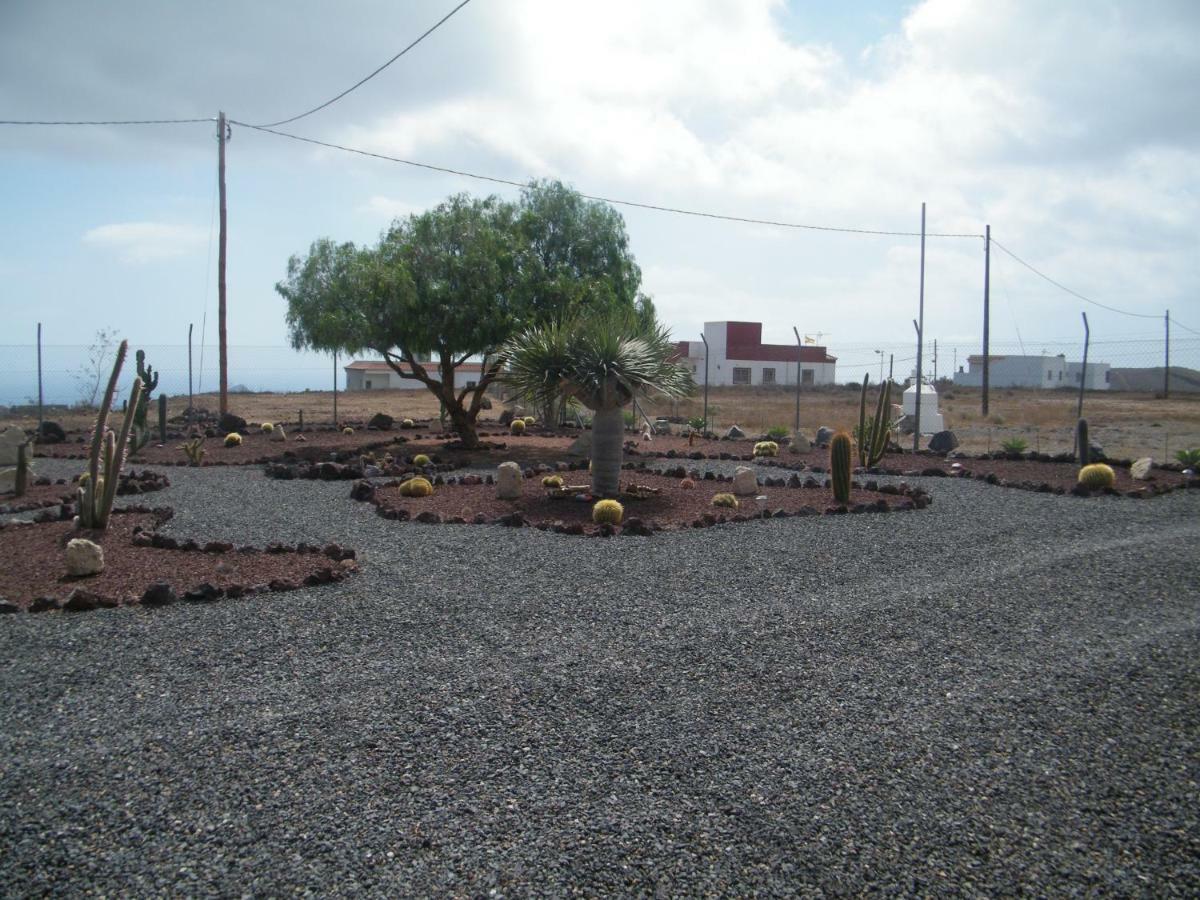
left=2, top=0, right=1197, bottom=399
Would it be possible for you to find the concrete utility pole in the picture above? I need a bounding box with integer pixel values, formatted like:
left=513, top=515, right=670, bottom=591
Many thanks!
left=982, top=224, right=991, bottom=416
left=793, top=326, right=803, bottom=438
left=1164, top=310, right=1170, bottom=398
left=913, top=202, right=926, bottom=453
left=218, top=111, right=229, bottom=416
left=700, top=332, right=710, bottom=434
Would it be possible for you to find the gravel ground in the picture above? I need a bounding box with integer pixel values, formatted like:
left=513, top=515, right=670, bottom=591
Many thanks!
left=2, top=460, right=1199, bottom=896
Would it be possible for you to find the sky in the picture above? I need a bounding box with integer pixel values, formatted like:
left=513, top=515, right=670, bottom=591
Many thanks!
left=1, top=0, right=1198, bottom=398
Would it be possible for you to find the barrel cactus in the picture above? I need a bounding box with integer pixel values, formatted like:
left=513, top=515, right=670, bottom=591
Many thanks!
left=399, top=476, right=434, bottom=497
left=592, top=498, right=624, bottom=525
left=510, top=419, right=527, bottom=435
left=541, top=474, right=564, bottom=489
left=753, top=441, right=779, bottom=458
left=412, top=453, right=431, bottom=467
left=224, top=432, right=242, bottom=448
left=712, top=492, right=738, bottom=509
left=261, top=422, right=274, bottom=434
left=343, top=426, right=354, bottom=435
left=830, top=431, right=852, bottom=503
left=1078, top=463, right=1116, bottom=491
left=523, top=416, right=536, bottom=426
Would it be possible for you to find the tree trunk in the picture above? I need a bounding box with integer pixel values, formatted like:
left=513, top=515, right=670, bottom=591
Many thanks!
left=445, top=400, right=481, bottom=449
left=591, top=405, right=624, bottom=497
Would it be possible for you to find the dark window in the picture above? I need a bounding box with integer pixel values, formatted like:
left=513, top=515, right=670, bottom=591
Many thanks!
left=801, top=369, right=815, bottom=385
left=465, top=381, right=477, bottom=389
left=365, top=379, right=373, bottom=389
left=732, top=367, right=751, bottom=385
left=761, top=368, right=776, bottom=385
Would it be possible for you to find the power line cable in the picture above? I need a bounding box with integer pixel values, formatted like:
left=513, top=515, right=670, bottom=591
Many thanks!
left=230, top=120, right=986, bottom=238
left=989, top=236, right=1161, bottom=320
left=251, top=0, right=474, bottom=128
left=1173, top=319, right=1200, bottom=337
left=0, top=117, right=214, bottom=126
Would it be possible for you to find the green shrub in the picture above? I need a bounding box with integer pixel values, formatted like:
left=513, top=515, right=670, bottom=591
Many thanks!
left=592, top=498, right=624, bottom=525
left=412, top=453, right=431, bottom=467
left=623, top=410, right=637, bottom=429
left=398, top=476, right=434, bottom=497
left=1175, top=448, right=1200, bottom=468
left=224, top=432, right=242, bottom=447
left=711, top=493, right=738, bottom=509
left=688, top=416, right=706, bottom=431
left=1077, top=463, right=1116, bottom=491
left=766, top=425, right=789, bottom=441
left=1000, top=436, right=1028, bottom=454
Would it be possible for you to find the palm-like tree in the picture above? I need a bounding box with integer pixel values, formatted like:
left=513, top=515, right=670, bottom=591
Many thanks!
left=502, top=311, right=694, bottom=497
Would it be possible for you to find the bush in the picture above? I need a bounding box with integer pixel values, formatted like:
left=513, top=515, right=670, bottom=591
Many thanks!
left=712, top=493, right=738, bottom=509
left=260, top=422, right=274, bottom=434
left=1175, top=448, right=1200, bottom=468
left=412, top=453, right=431, bottom=467
left=510, top=419, right=526, bottom=434
left=1077, top=463, right=1116, bottom=491
left=542, top=474, right=564, bottom=489
left=592, top=498, right=624, bottom=525
left=224, top=432, right=242, bottom=447
left=687, top=416, right=705, bottom=431
left=398, top=476, right=434, bottom=497
left=623, top=411, right=637, bottom=429
left=766, top=426, right=789, bottom=440
left=1000, top=436, right=1028, bottom=454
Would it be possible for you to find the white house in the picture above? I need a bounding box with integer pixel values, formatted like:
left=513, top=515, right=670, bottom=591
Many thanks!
left=953, top=354, right=1110, bottom=391
left=674, top=322, right=837, bottom=387
left=344, top=360, right=488, bottom=391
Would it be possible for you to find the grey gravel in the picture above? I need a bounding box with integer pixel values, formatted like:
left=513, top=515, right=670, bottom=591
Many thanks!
left=2, top=461, right=1199, bottom=896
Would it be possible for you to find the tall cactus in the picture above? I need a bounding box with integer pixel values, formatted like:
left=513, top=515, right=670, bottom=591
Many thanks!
left=78, top=340, right=143, bottom=530
left=130, top=349, right=159, bottom=455
left=1076, top=417, right=1089, bottom=466
left=830, top=431, right=852, bottom=503
left=857, top=374, right=893, bottom=468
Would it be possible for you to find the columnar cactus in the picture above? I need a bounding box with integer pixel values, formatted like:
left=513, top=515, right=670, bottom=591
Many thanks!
left=857, top=375, right=892, bottom=468
left=129, top=349, right=159, bottom=455
left=78, top=340, right=143, bottom=530
left=1076, top=418, right=1090, bottom=466
left=830, top=430, right=853, bottom=503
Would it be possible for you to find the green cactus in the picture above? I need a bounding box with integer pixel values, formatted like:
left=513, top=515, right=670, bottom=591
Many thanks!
left=1076, top=418, right=1089, bottom=466
left=399, top=476, right=434, bottom=497
left=78, top=340, right=142, bottom=529
left=412, top=453, right=432, bottom=467
left=711, top=492, right=739, bottom=509
left=179, top=436, right=206, bottom=466
left=128, top=349, right=159, bottom=456
left=592, top=498, right=624, bottom=525
left=830, top=430, right=852, bottom=503
left=1078, top=463, right=1115, bottom=491
left=857, top=375, right=892, bottom=468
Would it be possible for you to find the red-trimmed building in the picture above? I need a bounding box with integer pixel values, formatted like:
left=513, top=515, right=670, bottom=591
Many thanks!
left=674, top=322, right=837, bottom=387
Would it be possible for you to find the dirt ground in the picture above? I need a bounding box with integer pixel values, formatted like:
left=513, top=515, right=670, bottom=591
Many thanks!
left=5, top=384, right=1198, bottom=463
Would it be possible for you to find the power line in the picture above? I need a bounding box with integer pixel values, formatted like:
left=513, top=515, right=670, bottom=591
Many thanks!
left=1174, top=319, right=1200, bottom=337
left=989, top=237, right=1161, bottom=320
left=229, top=120, right=986, bottom=238
left=251, top=0, right=474, bottom=129
left=0, top=117, right=214, bottom=126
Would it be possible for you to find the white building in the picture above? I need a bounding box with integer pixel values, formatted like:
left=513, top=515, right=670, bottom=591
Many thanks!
left=674, top=322, right=837, bottom=387
left=953, top=354, right=1110, bottom=391
left=344, top=360, right=487, bottom=391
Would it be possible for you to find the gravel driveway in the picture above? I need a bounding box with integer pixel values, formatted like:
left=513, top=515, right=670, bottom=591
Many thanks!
left=2, top=463, right=1198, bottom=896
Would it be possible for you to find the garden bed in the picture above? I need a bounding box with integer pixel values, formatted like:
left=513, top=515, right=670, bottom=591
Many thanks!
left=0, top=508, right=357, bottom=613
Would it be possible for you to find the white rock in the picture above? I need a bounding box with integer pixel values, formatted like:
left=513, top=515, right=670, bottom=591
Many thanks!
left=1130, top=457, right=1154, bottom=480
left=65, top=538, right=105, bottom=577
left=270, top=426, right=287, bottom=442
left=732, top=466, right=759, bottom=496
left=496, top=461, right=523, bottom=499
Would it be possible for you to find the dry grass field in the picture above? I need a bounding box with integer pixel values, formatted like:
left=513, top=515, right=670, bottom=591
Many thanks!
left=6, top=384, right=1199, bottom=462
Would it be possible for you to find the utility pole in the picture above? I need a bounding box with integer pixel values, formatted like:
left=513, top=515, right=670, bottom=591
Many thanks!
left=1164, top=310, right=1170, bottom=398
left=217, top=111, right=229, bottom=417
left=933, top=339, right=938, bottom=384
left=1076, top=312, right=1090, bottom=424
left=982, top=224, right=991, bottom=416
left=187, top=323, right=194, bottom=424
left=700, top=332, right=710, bottom=434
left=792, top=326, right=803, bottom=438
left=36, top=323, right=43, bottom=432
left=913, top=202, right=926, bottom=453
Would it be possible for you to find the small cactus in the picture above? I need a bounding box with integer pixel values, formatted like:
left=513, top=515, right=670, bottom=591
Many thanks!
left=402, top=418, right=414, bottom=429
left=399, top=476, right=434, bottom=497
left=753, top=441, right=779, bottom=458
left=1078, top=463, right=1116, bottom=491
left=542, top=474, right=564, bottom=489
left=712, top=492, right=738, bottom=508
left=224, top=432, right=242, bottom=447
left=679, top=478, right=696, bottom=490
left=343, top=426, right=354, bottom=435
left=592, top=498, right=624, bottom=525
left=412, top=453, right=431, bottom=467
left=510, top=419, right=527, bottom=435
left=830, top=431, right=852, bottom=503
left=523, top=416, right=536, bottom=426
left=179, top=436, right=206, bottom=466
left=261, top=422, right=274, bottom=434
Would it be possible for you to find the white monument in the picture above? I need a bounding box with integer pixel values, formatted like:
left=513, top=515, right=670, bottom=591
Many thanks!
left=902, top=381, right=944, bottom=434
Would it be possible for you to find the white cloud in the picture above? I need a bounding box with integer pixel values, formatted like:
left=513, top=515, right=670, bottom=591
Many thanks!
left=82, top=222, right=208, bottom=264
left=357, top=195, right=427, bottom=221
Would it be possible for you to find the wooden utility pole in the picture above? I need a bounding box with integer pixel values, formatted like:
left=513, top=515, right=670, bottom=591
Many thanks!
left=218, top=111, right=229, bottom=416
left=982, top=224, right=991, bottom=416
left=913, top=202, right=926, bottom=453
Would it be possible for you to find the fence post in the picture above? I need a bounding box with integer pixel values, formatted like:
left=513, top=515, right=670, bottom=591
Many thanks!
left=36, top=323, right=44, bottom=434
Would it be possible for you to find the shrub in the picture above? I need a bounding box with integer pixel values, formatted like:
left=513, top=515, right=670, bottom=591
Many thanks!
left=766, top=425, right=789, bottom=441
left=623, top=410, right=637, bottom=429
left=412, top=453, right=431, bottom=467
left=224, top=432, right=242, bottom=447
left=541, top=474, right=564, bottom=489
left=830, top=431, right=852, bottom=503
left=1077, top=463, right=1116, bottom=491
left=688, top=416, right=706, bottom=431
left=753, top=440, right=779, bottom=458
left=1000, top=436, right=1028, bottom=454
left=261, top=422, right=274, bottom=434
left=711, top=492, right=738, bottom=509
left=343, top=426, right=354, bottom=435
left=679, top=478, right=696, bottom=490
left=1175, top=448, right=1200, bottom=468
left=592, top=498, right=624, bottom=525
left=510, top=419, right=526, bottom=434
left=398, top=476, right=434, bottom=497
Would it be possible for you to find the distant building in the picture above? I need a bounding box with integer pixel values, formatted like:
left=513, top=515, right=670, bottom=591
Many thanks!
left=674, top=322, right=837, bottom=387
left=953, top=353, right=1111, bottom=390
left=344, top=360, right=488, bottom=391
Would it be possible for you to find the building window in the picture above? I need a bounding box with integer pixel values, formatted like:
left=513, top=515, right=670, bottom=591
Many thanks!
left=732, top=367, right=751, bottom=385
left=801, top=369, right=814, bottom=385
left=1058, top=371, right=1063, bottom=381
left=761, top=367, right=776, bottom=385
left=365, top=379, right=373, bottom=389
left=1047, top=370, right=1054, bottom=380
left=465, top=380, right=477, bottom=389
left=1105, top=370, right=1111, bottom=383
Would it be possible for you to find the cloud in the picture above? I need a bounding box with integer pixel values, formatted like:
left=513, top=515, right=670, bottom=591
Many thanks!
left=82, top=222, right=208, bottom=264
left=357, top=195, right=427, bottom=221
